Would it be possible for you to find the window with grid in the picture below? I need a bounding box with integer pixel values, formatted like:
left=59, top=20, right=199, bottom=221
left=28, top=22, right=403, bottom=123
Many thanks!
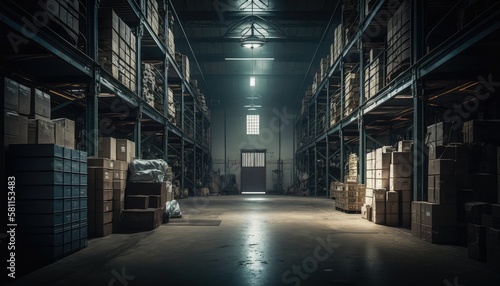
left=246, top=115, right=259, bottom=135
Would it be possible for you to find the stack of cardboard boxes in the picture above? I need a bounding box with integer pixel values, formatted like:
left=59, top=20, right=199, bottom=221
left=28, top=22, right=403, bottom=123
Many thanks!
left=364, top=142, right=412, bottom=226
left=364, top=48, right=384, bottom=100
left=386, top=0, right=411, bottom=82
left=175, top=53, right=190, bottom=83
left=320, top=56, right=330, bottom=79
left=143, top=62, right=158, bottom=107
left=12, top=144, right=88, bottom=262
left=344, top=72, right=359, bottom=117
left=332, top=24, right=343, bottom=66
left=98, top=8, right=137, bottom=91
left=329, top=93, right=340, bottom=127
left=122, top=182, right=168, bottom=230
left=2, top=78, right=30, bottom=156
left=334, top=154, right=366, bottom=212
left=311, top=72, right=322, bottom=94
left=87, top=137, right=135, bottom=237
left=146, top=0, right=160, bottom=36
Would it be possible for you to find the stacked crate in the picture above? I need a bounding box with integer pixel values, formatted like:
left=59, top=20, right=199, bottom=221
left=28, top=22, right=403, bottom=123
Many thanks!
left=2, top=78, right=30, bottom=157
left=386, top=0, right=411, bottom=82
left=332, top=24, right=343, bottom=65
left=98, top=9, right=137, bottom=91
left=146, top=0, right=160, bottom=36
left=364, top=49, right=383, bottom=100
left=175, top=53, right=190, bottom=83
left=142, top=62, right=156, bottom=107
left=346, top=153, right=359, bottom=183
left=390, top=150, right=412, bottom=227
left=87, top=157, right=114, bottom=237
left=112, top=160, right=128, bottom=232
left=122, top=182, right=167, bottom=230
left=12, top=144, right=88, bottom=262
left=311, top=72, right=322, bottom=94
left=167, top=28, right=175, bottom=55
left=344, top=72, right=359, bottom=117
left=336, top=183, right=365, bottom=212
left=320, top=56, right=330, bottom=79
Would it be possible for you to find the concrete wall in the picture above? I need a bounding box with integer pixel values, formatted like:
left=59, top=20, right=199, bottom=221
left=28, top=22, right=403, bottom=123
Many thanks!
left=211, top=105, right=297, bottom=192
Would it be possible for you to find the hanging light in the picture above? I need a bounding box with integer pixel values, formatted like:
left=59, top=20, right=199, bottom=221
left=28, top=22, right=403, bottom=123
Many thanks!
left=241, top=23, right=266, bottom=49
left=250, top=76, right=256, bottom=86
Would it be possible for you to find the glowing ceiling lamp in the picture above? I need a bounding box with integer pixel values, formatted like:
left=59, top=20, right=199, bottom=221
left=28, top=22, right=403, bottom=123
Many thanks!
left=241, top=23, right=266, bottom=49
left=250, top=76, right=256, bottom=86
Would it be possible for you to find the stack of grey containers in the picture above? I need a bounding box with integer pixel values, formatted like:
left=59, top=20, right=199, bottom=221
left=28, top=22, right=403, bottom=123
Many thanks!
left=11, top=144, right=88, bottom=263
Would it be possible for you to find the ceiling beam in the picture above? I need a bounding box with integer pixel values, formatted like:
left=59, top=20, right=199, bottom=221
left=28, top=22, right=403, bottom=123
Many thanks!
left=192, top=54, right=313, bottom=62
left=175, top=36, right=324, bottom=43
left=175, top=11, right=335, bottom=22
left=192, top=74, right=306, bottom=79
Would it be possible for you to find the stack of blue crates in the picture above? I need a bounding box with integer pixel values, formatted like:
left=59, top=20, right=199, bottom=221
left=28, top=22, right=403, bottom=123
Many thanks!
left=11, top=144, right=88, bottom=262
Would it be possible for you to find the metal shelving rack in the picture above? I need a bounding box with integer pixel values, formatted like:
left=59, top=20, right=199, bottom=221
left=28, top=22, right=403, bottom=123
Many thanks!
left=295, top=0, right=500, bottom=199
left=0, top=0, right=212, bottom=196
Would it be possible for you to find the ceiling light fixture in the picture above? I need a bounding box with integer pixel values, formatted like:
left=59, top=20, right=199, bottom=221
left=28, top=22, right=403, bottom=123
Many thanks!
left=225, top=57, right=274, bottom=61
left=250, top=76, right=256, bottom=87
left=241, top=23, right=266, bottom=49
left=241, top=1, right=266, bottom=49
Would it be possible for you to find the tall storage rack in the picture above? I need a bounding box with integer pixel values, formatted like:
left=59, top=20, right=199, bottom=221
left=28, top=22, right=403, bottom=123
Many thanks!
left=0, top=0, right=211, bottom=197
left=295, top=0, right=500, bottom=198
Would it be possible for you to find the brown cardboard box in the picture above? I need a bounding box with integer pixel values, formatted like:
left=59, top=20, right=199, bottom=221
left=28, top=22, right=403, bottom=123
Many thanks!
left=375, top=148, right=391, bottom=169
left=391, top=152, right=411, bottom=164
left=90, top=211, right=113, bottom=224
left=375, top=179, right=389, bottom=189
left=390, top=177, right=411, bottom=191
left=422, top=202, right=457, bottom=227
left=2, top=77, right=19, bottom=111
left=4, top=109, right=20, bottom=136
left=18, top=115, right=28, bottom=144
left=18, top=83, right=31, bottom=115
left=114, top=160, right=129, bottom=171
left=411, top=220, right=422, bottom=238
left=113, top=188, right=125, bottom=202
left=52, top=118, right=75, bottom=149
left=375, top=169, right=389, bottom=179
left=125, top=195, right=149, bottom=209
left=91, top=222, right=113, bottom=237
left=397, top=140, right=412, bottom=152
left=31, top=89, right=51, bottom=119
left=88, top=157, right=114, bottom=169
left=28, top=119, right=55, bottom=144
left=120, top=208, right=163, bottom=230
left=89, top=200, right=113, bottom=213
left=89, top=189, right=113, bottom=201
left=422, top=225, right=458, bottom=244
left=428, top=175, right=457, bottom=204
left=98, top=137, right=116, bottom=160
left=113, top=180, right=127, bottom=190
left=148, top=195, right=162, bottom=208
left=390, top=164, right=412, bottom=178
left=116, top=139, right=135, bottom=162
left=90, top=168, right=113, bottom=181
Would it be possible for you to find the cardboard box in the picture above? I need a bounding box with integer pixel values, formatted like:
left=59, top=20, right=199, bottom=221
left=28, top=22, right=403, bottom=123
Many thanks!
left=52, top=118, right=75, bottom=149
left=375, top=149, right=391, bottom=169
left=2, top=77, right=19, bottom=111
left=18, top=83, right=31, bottom=115
left=113, top=170, right=127, bottom=181
left=31, top=89, right=51, bottom=119
left=391, top=152, right=411, bottom=164
left=426, top=122, right=451, bottom=146
left=375, top=169, right=389, bottom=179
left=411, top=220, right=421, bottom=238
left=428, top=175, right=457, bottom=204
left=422, top=202, right=457, bottom=227
left=88, top=157, right=114, bottom=169
left=113, top=188, right=125, bottom=202
left=98, top=137, right=116, bottom=160
left=120, top=208, right=163, bottom=230
left=397, top=140, right=412, bottom=152
left=114, top=160, right=129, bottom=171
left=125, top=195, right=149, bottom=209
left=4, top=109, right=20, bottom=136
left=376, top=179, right=389, bottom=189
left=422, top=225, right=458, bottom=244
left=386, top=213, right=399, bottom=226
left=28, top=119, right=55, bottom=144
left=428, top=159, right=454, bottom=175
left=386, top=190, right=399, bottom=202
left=89, top=167, right=113, bottom=181
left=390, top=164, right=412, bottom=178
left=116, top=139, right=135, bottom=162
left=148, top=195, right=162, bottom=208
left=89, top=200, right=113, bottom=213
left=113, top=180, right=127, bottom=190
left=390, top=177, right=411, bottom=191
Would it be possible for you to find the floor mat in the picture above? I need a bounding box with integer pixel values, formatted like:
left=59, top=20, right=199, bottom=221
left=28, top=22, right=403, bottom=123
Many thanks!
left=167, top=219, right=222, bottom=226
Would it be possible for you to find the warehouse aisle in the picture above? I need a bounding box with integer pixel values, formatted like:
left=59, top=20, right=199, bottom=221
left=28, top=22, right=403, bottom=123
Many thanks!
left=9, top=195, right=500, bottom=286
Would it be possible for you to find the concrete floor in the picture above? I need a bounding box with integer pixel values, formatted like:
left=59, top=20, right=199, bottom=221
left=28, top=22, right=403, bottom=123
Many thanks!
left=8, top=195, right=500, bottom=286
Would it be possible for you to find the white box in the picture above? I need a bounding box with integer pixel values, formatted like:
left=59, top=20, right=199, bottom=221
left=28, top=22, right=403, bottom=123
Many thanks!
left=116, top=139, right=135, bottom=162
left=398, top=140, right=413, bottom=152
left=366, top=170, right=375, bottom=179
left=375, top=149, right=391, bottom=169
left=366, top=188, right=374, bottom=198
left=386, top=190, right=399, bottom=202
left=375, top=169, right=389, bottom=179
left=376, top=179, right=389, bottom=189
left=366, top=178, right=375, bottom=189
left=390, top=164, right=412, bottom=178
left=391, top=152, right=411, bottom=164
left=390, top=177, right=412, bottom=191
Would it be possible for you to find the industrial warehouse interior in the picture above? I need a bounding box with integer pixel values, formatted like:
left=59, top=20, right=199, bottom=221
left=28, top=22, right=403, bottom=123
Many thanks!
left=1, top=0, right=500, bottom=285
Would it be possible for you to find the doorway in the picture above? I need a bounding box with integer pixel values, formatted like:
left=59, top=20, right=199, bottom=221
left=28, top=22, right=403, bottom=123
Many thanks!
left=241, top=149, right=266, bottom=194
